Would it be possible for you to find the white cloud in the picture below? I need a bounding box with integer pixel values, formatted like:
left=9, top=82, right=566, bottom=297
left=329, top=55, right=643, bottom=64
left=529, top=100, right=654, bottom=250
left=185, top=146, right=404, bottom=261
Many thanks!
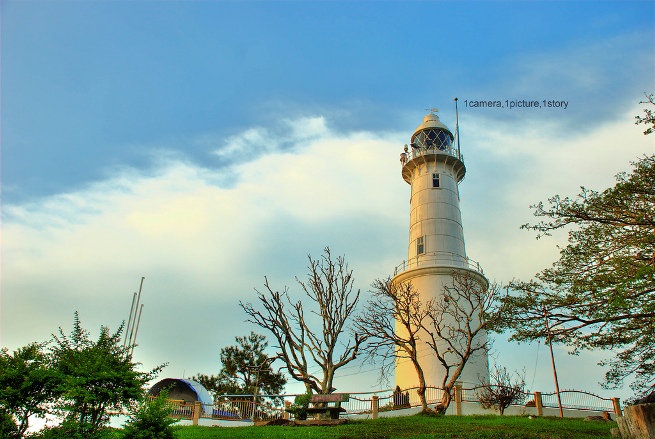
left=0, top=119, right=406, bottom=384
left=214, top=116, right=330, bottom=159
left=2, top=106, right=651, bottom=398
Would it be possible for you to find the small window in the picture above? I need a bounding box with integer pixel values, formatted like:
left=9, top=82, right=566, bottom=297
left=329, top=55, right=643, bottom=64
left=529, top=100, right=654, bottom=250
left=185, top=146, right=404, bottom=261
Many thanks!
left=432, top=173, right=440, bottom=188
left=417, top=236, right=425, bottom=255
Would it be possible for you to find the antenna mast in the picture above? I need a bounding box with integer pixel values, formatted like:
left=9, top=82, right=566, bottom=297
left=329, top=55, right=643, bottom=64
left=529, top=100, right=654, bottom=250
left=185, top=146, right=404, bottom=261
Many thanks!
left=454, top=97, right=461, bottom=159
left=124, top=277, right=146, bottom=355
left=123, top=292, right=137, bottom=347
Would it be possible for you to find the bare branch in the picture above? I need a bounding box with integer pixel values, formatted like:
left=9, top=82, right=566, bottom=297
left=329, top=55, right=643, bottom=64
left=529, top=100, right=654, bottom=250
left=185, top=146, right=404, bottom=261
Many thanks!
left=240, top=247, right=365, bottom=394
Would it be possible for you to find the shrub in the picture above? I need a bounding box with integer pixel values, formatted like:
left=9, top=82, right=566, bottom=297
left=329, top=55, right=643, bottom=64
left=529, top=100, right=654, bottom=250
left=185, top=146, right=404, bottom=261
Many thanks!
left=477, top=366, right=526, bottom=415
left=120, top=390, right=178, bottom=439
left=286, top=391, right=312, bottom=420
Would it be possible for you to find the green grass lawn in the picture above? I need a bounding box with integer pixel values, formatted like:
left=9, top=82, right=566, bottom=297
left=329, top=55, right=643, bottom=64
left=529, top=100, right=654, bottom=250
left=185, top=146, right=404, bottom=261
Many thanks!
left=167, top=414, right=617, bottom=439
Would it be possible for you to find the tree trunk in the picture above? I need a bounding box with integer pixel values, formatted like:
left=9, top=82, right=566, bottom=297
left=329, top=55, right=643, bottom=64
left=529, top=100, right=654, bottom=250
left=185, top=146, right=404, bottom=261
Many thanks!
left=436, top=390, right=452, bottom=414
left=412, top=356, right=429, bottom=412
left=417, top=384, right=428, bottom=412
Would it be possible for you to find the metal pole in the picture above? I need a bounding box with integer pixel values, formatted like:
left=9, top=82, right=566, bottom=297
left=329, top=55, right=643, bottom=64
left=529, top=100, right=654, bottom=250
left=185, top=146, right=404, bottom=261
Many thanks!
left=249, top=357, right=275, bottom=421
left=130, top=304, right=144, bottom=357
left=124, top=292, right=137, bottom=347
left=454, top=97, right=461, bottom=159
left=127, top=277, right=145, bottom=350
left=543, top=307, right=563, bottom=417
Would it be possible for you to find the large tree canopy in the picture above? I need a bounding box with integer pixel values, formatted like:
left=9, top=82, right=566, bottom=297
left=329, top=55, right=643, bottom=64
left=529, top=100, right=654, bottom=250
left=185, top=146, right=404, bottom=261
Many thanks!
left=494, top=155, right=655, bottom=396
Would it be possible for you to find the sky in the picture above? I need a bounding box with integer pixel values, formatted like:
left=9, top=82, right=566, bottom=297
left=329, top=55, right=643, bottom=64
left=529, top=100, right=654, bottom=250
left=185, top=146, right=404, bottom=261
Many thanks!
left=2, top=0, right=654, bottom=403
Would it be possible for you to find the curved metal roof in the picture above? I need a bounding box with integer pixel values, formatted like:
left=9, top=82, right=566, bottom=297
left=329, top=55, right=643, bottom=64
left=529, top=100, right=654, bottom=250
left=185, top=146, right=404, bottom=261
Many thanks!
left=413, top=112, right=452, bottom=136
left=149, top=378, right=214, bottom=412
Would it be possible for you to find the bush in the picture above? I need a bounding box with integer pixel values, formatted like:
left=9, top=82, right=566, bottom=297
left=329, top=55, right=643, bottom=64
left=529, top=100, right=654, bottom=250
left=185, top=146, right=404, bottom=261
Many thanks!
left=120, top=390, right=178, bottom=439
left=31, top=420, right=118, bottom=439
left=286, top=391, right=312, bottom=420
left=477, top=366, right=527, bottom=415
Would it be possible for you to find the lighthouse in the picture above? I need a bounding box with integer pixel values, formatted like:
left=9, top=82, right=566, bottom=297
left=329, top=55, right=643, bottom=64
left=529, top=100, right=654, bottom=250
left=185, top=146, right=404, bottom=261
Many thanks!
left=393, top=107, right=490, bottom=391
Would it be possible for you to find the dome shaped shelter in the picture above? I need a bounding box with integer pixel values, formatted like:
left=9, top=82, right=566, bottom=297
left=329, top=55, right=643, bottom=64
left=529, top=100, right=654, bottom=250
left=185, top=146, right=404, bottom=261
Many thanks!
left=148, top=378, right=214, bottom=415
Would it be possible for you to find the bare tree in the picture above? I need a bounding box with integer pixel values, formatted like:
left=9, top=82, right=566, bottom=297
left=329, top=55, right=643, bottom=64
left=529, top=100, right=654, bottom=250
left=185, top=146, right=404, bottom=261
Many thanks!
left=240, top=247, right=364, bottom=394
left=477, top=365, right=526, bottom=415
left=354, top=278, right=431, bottom=411
left=423, top=271, right=499, bottom=413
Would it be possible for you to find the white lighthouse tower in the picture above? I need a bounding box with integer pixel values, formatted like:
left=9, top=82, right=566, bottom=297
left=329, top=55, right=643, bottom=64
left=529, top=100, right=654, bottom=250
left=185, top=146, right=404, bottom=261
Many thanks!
left=392, top=107, right=489, bottom=390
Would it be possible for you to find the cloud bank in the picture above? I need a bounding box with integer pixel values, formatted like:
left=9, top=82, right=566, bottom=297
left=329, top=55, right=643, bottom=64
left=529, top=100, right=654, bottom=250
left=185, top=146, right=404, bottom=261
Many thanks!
left=2, top=102, right=652, bottom=396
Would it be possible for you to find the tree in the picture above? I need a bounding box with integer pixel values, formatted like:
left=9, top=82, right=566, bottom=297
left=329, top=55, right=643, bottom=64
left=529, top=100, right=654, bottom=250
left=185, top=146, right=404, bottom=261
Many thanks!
left=356, top=271, right=498, bottom=414
left=477, top=365, right=526, bottom=415
left=635, top=93, right=655, bottom=135
left=0, top=343, right=59, bottom=437
left=354, top=278, right=432, bottom=412
left=493, top=155, right=655, bottom=396
left=50, top=312, right=163, bottom=438
left=192, top=332, right=286, bottom=398
left=423, top=271, right=498, bottom=413
left=240, top=247, right=365, bottom=394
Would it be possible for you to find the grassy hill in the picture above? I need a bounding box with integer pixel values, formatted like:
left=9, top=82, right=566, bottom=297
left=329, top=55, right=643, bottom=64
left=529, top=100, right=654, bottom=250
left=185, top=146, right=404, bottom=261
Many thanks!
left=167, top=414, right=617, bottom=439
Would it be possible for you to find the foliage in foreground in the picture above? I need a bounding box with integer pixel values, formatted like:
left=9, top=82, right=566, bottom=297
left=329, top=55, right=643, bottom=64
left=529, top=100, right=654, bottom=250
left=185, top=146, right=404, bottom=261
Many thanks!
left=121, top=389, right=179, bottom=439
left=1, top=312, right=165, bottom=439
left=165, top=414, right=617, bottom=439
left=49, top=312, right=164, bottom=438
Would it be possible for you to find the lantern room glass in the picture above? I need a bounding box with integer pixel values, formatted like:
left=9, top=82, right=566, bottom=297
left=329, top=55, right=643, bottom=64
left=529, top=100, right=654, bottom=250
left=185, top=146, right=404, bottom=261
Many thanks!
left=410, top=129, right=453, bottom=150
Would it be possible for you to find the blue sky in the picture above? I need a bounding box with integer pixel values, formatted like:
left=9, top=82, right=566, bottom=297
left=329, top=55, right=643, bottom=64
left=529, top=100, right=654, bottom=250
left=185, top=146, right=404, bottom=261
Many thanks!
left=2, top=0, right=654, bottom=401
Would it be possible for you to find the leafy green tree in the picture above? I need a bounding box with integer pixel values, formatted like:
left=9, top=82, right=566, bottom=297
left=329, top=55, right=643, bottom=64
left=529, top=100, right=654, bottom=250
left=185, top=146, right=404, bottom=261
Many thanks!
left=192, top=332, right=286, bottom=398
left=493, top=155, right=655, bottom=396
left=0, top=342, right=59, bottom=437
left=50, top=312, right=164, bottom=438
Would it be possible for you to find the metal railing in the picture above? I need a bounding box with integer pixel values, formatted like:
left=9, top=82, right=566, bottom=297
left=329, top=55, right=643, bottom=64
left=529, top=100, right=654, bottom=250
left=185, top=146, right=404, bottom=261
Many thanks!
left=393, top=252, right=484, bottom=276
left=540, top=390, right=615, bottom=412
left=401, top=145, right=463, bottom=166
left=166, top=386, right=621, bottom=424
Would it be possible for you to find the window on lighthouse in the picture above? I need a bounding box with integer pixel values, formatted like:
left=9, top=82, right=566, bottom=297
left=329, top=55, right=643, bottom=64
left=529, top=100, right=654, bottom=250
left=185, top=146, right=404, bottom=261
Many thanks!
left=432, top=173, right=440, bottom=188
left=417, top=236, right=425, bottom=255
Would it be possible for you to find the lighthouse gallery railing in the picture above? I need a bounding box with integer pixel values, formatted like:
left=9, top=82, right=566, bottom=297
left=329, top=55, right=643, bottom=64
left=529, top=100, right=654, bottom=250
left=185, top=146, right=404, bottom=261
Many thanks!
left=393, top=251, right=484, bottom=276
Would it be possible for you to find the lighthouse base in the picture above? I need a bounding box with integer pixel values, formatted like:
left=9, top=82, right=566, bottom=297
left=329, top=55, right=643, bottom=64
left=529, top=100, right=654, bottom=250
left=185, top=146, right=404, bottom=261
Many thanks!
left=392, top=265, right=490, bottom=393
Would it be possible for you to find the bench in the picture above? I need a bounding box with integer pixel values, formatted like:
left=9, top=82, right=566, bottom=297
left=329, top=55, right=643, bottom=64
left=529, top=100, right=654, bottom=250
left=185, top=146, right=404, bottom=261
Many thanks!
left=304, top=393, right=349, bottom=420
